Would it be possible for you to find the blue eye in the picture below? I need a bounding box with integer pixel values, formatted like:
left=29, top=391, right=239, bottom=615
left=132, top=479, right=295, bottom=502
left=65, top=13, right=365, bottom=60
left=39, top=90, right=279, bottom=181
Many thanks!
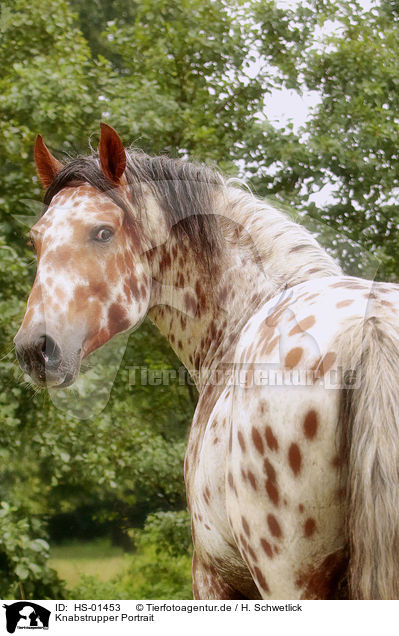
left=94, top=227, right=113, bottom=242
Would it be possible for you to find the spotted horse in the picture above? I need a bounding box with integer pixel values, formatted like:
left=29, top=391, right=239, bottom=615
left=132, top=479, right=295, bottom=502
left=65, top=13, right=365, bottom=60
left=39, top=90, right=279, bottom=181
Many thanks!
left=14, top=124, right=399, bottom=599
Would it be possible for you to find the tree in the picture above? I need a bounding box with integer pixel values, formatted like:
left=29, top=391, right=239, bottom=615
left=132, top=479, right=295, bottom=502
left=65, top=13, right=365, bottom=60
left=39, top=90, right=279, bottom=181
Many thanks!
left=0, top=0, right=106, bottom=598
left=84, top=0, right=267, bottom=168
left=5, top=0, right=399, bottom=600
left=253, top=0, right=399, bottom=279
left=0, top=0, right=270, bottom=598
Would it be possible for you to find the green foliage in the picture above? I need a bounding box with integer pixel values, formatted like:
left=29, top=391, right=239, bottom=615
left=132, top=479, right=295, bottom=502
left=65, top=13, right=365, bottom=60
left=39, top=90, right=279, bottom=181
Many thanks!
left=138, top=510, right=192, bottom=558
left=91, top=0, right=267, bottom=169
left=0, top=0, right=200, bottom=597
left=0, top=0, right=104, bottom=242
left=71, top=550, right=193, bottom=600
left=254, top=0, right=399, bottom=278
left=0, top=502, right=64, bottom=599
left=71, top=513, right=193, bottom=599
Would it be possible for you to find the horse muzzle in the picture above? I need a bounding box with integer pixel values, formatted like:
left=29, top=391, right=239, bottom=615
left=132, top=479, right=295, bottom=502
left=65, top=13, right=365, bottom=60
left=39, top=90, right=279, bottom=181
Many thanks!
left=14, top=331, right=80, bottom=388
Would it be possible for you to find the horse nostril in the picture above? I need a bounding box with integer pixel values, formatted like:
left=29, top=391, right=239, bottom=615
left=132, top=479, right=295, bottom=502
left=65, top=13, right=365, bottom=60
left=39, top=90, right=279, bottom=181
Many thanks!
left=38, top=335, right=61, bottom=366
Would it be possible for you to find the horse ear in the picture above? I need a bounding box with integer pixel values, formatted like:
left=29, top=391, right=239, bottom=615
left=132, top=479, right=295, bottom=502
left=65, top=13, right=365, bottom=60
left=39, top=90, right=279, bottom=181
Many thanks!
left=98, top=122, right=126, bottom=184
left=34, top=135, right=63, bottom=189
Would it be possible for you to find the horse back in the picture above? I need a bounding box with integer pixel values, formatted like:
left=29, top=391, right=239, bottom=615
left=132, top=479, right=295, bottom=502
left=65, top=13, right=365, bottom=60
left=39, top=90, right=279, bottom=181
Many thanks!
left=188, top=275, right=399, bottom=599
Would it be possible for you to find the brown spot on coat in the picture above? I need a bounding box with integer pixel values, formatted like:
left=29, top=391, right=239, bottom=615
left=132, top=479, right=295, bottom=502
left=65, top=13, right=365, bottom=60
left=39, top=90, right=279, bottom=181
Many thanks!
left=267, top=514, right=282, bottom=538
left=289, top=316, right=316, bottom=336
left=55, top=287, right=65, bottom=302
left=336, top=299, right=353, bottom=308
left=242, top=516, right=251, bottom=537
left=264, top=458, right=279, bottom=506
left=237, top=431, right=246, bottom=452
left=108, top=303, right=130, bottom=334
left=285, top=347, right=303, bottom=369
left=330, top=281, right=366, bottom=290
left=74, top=284, right=91, bottom=306
left=304, top=518, right=317, bottom=537
left=263, top=458, right=276, bottom=481
left=260, top=538, right=273, bottom=558
left=265, top=426, right=278, bottom=452
left=303, top=410, right=318, bottom=439
left=48, top=246, right=71, bottom=267
left=266, top=480, right=279, bottom=507
left=252, top=426, right=264, bottom=454
left=288, top=443, right=302, bottom=476
left=84, top=326, right=110, bottom=356
left=263, top=335, right=280, bottom=355
left=247, top=470, right=257, bottom=490
left=254, top=566, right=270, bottom=593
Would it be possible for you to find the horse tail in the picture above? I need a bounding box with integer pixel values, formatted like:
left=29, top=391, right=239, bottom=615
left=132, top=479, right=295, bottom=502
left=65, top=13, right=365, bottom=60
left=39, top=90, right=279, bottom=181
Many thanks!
left=338, top=314, right=399, bottom=599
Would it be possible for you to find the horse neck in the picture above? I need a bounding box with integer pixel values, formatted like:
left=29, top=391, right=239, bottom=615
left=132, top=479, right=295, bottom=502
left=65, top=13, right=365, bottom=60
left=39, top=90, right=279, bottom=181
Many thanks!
left=146, top=187, right=341, bottom=390
left=146, top=237, right=264, bottom=387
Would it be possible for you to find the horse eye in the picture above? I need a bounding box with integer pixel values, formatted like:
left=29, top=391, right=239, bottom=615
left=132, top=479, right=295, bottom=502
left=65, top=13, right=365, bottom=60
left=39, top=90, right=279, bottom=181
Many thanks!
left=94, top=227, right=113, bottom=242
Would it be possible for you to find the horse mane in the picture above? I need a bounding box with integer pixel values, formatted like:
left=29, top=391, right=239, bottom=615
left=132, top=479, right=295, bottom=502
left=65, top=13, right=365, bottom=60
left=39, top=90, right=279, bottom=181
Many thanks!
left=43, top=149, right=340, bottom=286
left=221, top=187, right=341, bottom=289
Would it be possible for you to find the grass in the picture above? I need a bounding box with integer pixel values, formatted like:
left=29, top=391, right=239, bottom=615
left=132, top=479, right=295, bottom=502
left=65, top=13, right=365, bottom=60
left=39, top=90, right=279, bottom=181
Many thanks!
left=49, top=538, right=128, bottom=588
left=48, top=537, right=193, bottom=599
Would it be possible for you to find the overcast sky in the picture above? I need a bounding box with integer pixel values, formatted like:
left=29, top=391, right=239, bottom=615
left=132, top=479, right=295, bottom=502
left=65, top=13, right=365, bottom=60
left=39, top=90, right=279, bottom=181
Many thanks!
left=264, top=0, right=377, bottom=132
left=256, top=0, right=378, bottom=206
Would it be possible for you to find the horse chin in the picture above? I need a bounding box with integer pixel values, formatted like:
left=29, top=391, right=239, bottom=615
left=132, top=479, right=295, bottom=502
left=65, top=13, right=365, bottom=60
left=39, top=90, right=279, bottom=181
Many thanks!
left=56, top=370, right=78, bottom=389
left=47, top=348, right=83, bottom=388
left=29, top=363, right=81, bottom=390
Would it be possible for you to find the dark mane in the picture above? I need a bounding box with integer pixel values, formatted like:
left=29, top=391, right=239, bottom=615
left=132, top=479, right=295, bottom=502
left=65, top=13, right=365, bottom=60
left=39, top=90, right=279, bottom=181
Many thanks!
left=43, top=150, right=224, bottom=264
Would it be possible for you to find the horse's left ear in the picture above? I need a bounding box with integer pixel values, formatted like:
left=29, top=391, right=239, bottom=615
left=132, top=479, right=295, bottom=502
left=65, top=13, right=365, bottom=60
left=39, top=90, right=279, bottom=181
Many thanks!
left=34, top=135, right=63, bottom=189
left=98, top=122, right=126, bottom=184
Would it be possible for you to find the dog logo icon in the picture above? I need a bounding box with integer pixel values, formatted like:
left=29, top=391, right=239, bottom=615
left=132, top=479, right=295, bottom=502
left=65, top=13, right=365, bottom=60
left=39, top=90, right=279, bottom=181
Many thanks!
left=3, top=602, right=50, bottom=633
